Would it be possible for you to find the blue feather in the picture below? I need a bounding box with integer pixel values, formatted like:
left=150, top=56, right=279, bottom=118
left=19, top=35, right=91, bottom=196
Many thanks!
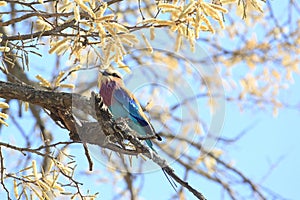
left=111, top=86, right=154, bottom=148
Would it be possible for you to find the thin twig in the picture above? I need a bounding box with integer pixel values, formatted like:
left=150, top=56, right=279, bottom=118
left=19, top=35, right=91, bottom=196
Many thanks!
left=138, top=0, right=145, bottom=20
left=0, top=147, right=12, bottom=200
left=83, top=143, right=93, bottom=171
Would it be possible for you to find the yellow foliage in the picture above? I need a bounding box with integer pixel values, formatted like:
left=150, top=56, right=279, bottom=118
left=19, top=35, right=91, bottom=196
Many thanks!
left=0, top=46, right=10, bottom=52
left=95, top=14, right=115, bottom=23
left=0, top=112, right=8, bottom=119
left=74, top=3, right=80, bottom=22
left=36, top=75, right=52, bottom=88
left=54, top=71, right=66, bottom=87
left=141, top=33, right=153, bottom=53
left=0, top=118, right=8, bottom=127
left=271, top=70, right=281, bottom=81
left=49, top=38, right=70, bottom=54
left=117, top=61, right=131, bottom=73
left=0, top=1, right=7, bottom=6
left=179, top=190, right=186, bottom=200
left=0, top=102, right=9, bottom=109
left=58, top=1, right=73, bottom=12
left=150, top=26, right=155, bottom=40
left=59, top=84, right=75, bottom=89
left=35, top=18, right=52, bottom=31
left=13, top=179, right=18, bottom=199
left=74, top=0, right=96, bottom=19
left=221, top=0, right=237, bottom=4
left=174, top=32, right=182, bottom=52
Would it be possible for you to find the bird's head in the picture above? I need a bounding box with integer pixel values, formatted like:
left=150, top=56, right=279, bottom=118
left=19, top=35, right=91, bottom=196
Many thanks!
left=99, top=68, right=123, bottom=84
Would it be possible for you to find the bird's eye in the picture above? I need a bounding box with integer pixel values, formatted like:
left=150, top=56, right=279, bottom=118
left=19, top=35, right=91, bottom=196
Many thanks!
left=112, top=73, right=121, bottom=78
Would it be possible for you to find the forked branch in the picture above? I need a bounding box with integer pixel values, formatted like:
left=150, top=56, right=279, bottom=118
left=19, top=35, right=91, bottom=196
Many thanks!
left=0, top=81, right=206, bottom=200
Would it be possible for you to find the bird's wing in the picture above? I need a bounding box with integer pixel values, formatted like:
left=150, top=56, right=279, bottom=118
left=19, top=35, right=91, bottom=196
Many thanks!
left=113, top=86, right=160, bottom=149
left=113, top=86, right=151, bottom=128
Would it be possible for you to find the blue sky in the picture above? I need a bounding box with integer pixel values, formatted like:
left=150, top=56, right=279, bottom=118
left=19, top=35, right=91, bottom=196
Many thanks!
left=226, top=76, right=300, bottom=199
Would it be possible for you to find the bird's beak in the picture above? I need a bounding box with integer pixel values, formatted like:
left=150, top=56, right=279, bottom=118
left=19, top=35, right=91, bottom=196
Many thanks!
left=99, top=70, right=108, bottom=76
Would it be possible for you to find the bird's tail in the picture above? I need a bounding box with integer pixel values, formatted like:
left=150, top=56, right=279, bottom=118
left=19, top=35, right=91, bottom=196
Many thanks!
left=145, top=133, right=161, bottom=150
left=146, top=130, right=176, bottom=191
left=162, top=167, right=178, bottom=192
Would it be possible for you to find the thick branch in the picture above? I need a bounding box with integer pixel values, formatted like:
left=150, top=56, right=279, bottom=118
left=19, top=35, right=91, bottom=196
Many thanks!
left=0, top=80, right=91, bottom=112
left=0, top=81, right=206, bottom=200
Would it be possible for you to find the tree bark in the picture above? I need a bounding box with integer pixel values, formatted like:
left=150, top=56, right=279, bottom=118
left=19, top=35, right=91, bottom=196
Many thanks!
left=0, top=80, right=207, bottom=200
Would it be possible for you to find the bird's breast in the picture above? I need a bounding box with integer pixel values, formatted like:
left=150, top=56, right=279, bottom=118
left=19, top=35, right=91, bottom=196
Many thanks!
left=100, top=81, right=118, bottom=106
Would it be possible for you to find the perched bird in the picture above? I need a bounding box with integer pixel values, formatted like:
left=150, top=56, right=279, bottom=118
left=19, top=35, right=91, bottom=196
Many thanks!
left=99, top=68, right=161, bottom=149
left=99, top=68, right=176, bottom=190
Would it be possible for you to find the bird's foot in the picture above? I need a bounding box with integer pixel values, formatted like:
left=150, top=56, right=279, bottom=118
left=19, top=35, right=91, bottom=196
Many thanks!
left=104, top=135, right=114, bottom=145
left=144, top=145, right=154, bottom=159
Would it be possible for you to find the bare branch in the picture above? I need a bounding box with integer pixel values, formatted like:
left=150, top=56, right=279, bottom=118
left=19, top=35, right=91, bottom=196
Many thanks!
left=0, top=81, right=207, bottom=200
left=0, top=147, right=11, bottom=200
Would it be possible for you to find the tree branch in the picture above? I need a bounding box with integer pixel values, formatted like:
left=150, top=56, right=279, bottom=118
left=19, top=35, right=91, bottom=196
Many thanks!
left=0, top=81, right=206, bottom=200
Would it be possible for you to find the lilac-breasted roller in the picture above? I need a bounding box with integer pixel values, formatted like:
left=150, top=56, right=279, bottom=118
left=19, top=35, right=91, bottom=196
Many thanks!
left=99, top=68, right=161, bottom=149
left=99, top=68, right=177, bottom=190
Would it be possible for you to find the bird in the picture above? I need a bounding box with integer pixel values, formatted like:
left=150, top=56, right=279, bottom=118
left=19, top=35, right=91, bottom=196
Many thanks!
left=99, top=68, right=177, bottom=190
left=99, top=68, right=161, bottom=148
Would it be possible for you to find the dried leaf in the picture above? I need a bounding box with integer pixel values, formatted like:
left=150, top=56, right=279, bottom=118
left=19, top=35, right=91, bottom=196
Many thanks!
left=0, top=102, right=9, bottom=109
